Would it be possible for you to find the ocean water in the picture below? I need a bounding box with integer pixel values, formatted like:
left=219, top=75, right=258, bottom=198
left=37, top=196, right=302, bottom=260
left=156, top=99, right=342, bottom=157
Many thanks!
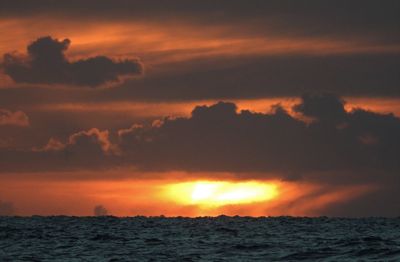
left=1, top=216, right=399, bottom=261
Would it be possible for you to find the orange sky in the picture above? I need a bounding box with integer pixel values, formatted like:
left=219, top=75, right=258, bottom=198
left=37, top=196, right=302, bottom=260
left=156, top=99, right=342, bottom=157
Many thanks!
left=32, top=97, right=400, bottom=119
left=1, top=17, right=399, bottom=71
left=0, top=174, right=374, bottom=217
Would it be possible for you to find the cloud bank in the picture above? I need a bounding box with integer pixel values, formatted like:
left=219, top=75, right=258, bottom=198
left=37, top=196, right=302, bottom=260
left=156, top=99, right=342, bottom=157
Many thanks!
left=2, top=36, right=143, bottom=87
left=1, top=0, right=399, bottom=44
left=1, top=94, right=399, bottom=216
left=1, top=94, right=399, bottom=182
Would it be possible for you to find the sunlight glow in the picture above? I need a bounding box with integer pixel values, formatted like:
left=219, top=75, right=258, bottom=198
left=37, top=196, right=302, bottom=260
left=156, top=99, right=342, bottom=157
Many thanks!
left=164, top=181, right=279, bottom=207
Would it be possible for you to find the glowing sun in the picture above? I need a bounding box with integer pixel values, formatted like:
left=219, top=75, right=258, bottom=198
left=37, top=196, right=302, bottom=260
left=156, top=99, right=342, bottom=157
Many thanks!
left=164, top=181, right=278, bottom=207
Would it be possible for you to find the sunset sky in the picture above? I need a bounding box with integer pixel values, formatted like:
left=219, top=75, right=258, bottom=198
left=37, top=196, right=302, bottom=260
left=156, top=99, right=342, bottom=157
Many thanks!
left=0, top=0, right=399, bottom=217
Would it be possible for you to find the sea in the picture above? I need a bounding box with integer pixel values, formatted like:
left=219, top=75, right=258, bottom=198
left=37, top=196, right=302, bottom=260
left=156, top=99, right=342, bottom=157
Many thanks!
left=1, top=216, right=399, bottom=261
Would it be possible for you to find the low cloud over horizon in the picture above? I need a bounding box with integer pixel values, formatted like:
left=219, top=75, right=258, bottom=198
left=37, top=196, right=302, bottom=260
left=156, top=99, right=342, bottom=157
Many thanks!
left=2, top=94, right=399, bottom=176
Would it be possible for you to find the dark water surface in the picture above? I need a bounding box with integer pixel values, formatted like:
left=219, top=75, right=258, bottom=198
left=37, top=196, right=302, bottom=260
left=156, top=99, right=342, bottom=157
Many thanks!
left=1, top=216, right=399, bottom=261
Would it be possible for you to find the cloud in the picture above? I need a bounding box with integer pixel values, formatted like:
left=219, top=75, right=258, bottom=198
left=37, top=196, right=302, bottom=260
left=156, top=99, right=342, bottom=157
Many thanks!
left=1, top=94, right=400, bottom=184
left=1, top=1, right=399, bottom=44
left=115, top=94, right=400, bottom=182
left=35, top=128, right=116, bottom=154
left=1, top=94, right=399, bottom=215
left=2, top=36, right=143, bottom=87
left=38, top=138, right=66, bottom=152
left=0, top=53, right=398, bottom=105
left=67, top=128, right=120, bottom=155
left=107, top=54, right=400, bottom=100
left=3, top=128, right=121, bottom=172
left=293, top=93, right=347, bottom=123
left=0, top=109, right=29, bottom=126
left=93, top=205, right=109, bottom=216
left=0, top=200, right=15, bottom=216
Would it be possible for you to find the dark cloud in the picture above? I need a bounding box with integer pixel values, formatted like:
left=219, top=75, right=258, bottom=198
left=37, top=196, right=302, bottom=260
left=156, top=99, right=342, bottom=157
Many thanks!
left=116, top=94, right=400, bottom=183
left=2, top=94, right=399, bottom=183
left=0, top=53, right=398, bottom=106
left=0, top=127, right=120, bottom=172
left=33, top=127, right=117, bottom=155
left=103, top=54, right=400, bottom=100
left=293, top=93, right=347, bottom=124
left=94, top=205, right=109, bottom=216
left=2, top=36, right=143, bottom=87
left=0, top=53, right=398, bottom=107
left=1, top=0, right=399, bottom=43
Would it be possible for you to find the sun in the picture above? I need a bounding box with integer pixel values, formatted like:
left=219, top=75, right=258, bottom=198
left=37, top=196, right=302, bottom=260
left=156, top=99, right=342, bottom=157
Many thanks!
left=164, top=181, right=278, bottom=207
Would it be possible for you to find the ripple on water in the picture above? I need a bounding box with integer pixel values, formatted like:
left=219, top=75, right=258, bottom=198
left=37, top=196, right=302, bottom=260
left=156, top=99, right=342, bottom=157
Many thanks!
left=0, top=216, right=399, bottom=260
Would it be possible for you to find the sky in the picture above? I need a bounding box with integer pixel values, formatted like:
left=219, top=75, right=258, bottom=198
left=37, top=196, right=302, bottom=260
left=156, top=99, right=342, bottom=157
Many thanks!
left=0, top=0, right=399, bottom=217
